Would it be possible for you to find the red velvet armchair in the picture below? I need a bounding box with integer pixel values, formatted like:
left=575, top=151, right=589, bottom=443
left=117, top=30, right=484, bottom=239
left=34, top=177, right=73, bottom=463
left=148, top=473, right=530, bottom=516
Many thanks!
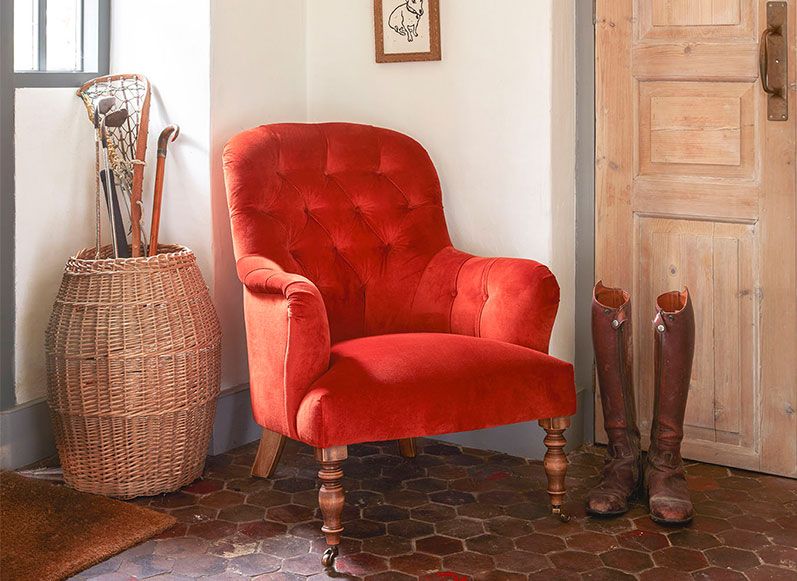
left=223, top=123, right=576, bottom=566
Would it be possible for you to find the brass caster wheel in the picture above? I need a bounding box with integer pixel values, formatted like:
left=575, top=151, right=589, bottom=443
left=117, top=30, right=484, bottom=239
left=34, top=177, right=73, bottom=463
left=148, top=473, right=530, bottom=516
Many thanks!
left=321, top=546, right=338, bottom=568
left=553, top=506, right=571, bottom=523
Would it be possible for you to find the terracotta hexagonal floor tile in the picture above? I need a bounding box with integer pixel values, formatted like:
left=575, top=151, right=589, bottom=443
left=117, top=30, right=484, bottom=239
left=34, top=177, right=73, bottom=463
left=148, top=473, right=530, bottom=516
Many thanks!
left=238, top=519, right=287, bottom=539
left=335, top=552, right=389, bottom=577
left=441, top=551, right=496, bottom=577
left=364, top=572, right=415, bottom=581
left=116, top=554, right=174, bottom=578
left=260, top=534, right=312, bottom=558
left=280, top=553, right=326, bottom=576
left=247, top=489, right=292, bottom=508
left=456, top=501, right=504, bottom=520
left=692, top=567, right=748, bottom=580
left=227, top=553, right=282, bottom=576
left=361, top=534, right=412, bottom=557
left=429, top=490, right=477, bottom=506
left=153, top=537, right=210, bottom=558
left=617, top=529, right=670, bottom=552
left=416, top=535, right=464, bottom=556
left=389, top=552, right=442, bottom=576
left=171, top=554, right=227, bottom=577
left=267, top=503, right=315, bottom=524
left=745, top=565, right=797, bottom=581
left=565, top=531, right=618, bottom=552
left=581, top=567, right=636, bottom=581
left=341, top=518, right=386, bottom=539
left=484, top=515, right=535, bottom=538
left=527, top=567, right=581, bottom=581
left=465, top=533, right=515, bottom=556
left=198, top=490, right=246, bottom=510
left=668, top=529, right=721, bottom=550
left=652, top=546, right=709, bottom=572
left=182, top=478, right=225, bottom=495
left=717, top=528, right=772, bottom=550
left=599, top=547, right=654, bottom=572
left=217, top=504, right=266, bottom=523
left=411, top=503, right=458, bottom=522
left=186, top=519, right=238, bottom=541
left=435, top=517, right=485, bottom=539
left=387, top=519, right=434, bottom=539
left=474, top=571, right=527, bottom=581
left=638, top=567, right=693, bottom=581
left=757, top=544, right=797, bottom=570
left=170, top=505, right=218, bottom=524
left=548, top=550, right=603, bottom=572
left=705, top=546, right=762, bottom=570
left=491, top=549, right=549, bottom=573
left=515, top=532, right=567, bottom=554
left=362, top=504, right=410, bottom=523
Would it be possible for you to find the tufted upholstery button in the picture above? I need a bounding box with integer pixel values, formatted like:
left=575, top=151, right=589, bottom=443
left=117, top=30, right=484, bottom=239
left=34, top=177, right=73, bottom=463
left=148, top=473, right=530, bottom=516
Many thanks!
left=451, top=290, right=458, bottom=298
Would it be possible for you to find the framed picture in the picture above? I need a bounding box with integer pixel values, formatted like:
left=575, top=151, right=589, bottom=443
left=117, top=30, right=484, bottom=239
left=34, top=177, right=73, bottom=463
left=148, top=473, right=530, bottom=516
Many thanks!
left=374, top=0, right=441, bottom=63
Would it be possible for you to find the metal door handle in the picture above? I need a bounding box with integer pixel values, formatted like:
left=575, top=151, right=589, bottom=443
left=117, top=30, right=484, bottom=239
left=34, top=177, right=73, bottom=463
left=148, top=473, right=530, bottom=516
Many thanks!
left=759, top=27, right=779, bottom=96
left=762, top=2, right=788, bottom=121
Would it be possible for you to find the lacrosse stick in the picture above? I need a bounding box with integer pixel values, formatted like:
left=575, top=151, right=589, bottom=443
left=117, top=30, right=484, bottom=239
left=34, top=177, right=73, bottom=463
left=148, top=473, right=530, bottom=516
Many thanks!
left=148, top=125, right=180, bottom=256
left=78, top=74, right=151, bottom=257
left=93, top=97, right=122, bottom=257
left=100, top=108, right=131, bottom=258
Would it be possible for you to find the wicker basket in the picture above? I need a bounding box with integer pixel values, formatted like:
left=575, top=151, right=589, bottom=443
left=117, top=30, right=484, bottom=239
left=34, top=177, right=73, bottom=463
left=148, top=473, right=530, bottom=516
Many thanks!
left=45, top=245, right=221, bottom=498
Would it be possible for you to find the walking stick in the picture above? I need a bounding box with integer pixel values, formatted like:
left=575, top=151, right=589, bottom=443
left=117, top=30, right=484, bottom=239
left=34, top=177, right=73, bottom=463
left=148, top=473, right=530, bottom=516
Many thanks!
left=148, top=125, right=180, bottom=257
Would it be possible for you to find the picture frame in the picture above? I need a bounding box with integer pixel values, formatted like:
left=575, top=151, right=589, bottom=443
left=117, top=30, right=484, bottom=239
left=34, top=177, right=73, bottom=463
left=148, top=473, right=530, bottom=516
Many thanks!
left=374, top=0, right=441, bottom=63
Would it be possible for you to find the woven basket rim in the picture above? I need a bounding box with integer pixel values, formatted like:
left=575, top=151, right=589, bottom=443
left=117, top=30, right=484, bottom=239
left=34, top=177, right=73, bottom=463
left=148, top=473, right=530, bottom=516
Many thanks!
left=72, top=244, right=193, bottom=264
left=66, top=245, right=196, bottom=274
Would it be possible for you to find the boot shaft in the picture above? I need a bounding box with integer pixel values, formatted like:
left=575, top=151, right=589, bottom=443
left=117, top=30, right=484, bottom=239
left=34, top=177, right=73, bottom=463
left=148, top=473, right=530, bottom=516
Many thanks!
left=650, top=288, right=696, bottom=460
left=592, top=282, right=640, bottom=453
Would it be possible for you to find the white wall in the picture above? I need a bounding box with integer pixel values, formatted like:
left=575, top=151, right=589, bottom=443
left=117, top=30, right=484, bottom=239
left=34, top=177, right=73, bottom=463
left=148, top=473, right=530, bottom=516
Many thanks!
left=14, top=89, right=97, bottom=403
left=209, top=0, right=307, bottom=391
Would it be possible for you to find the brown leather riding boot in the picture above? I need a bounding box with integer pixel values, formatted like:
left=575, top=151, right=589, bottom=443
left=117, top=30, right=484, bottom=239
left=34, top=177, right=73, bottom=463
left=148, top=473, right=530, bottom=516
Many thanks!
left=646, top=288, right=695, bottom=525
left=587, top=282, right=642, bottom=517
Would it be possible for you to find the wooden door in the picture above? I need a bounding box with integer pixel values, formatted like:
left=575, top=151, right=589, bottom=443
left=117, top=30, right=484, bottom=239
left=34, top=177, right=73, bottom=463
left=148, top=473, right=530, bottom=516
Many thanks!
left=596, top=0, right=796, bottom=477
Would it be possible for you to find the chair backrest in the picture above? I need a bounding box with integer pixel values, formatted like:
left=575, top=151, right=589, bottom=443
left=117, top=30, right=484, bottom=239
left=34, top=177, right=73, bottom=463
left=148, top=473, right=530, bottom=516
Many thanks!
left=223, top=123, right=452, bottom=343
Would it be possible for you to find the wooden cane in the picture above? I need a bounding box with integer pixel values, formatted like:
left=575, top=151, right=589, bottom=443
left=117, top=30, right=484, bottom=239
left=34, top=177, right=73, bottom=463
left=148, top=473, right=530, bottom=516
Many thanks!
left=148, top=125, right=180, bottom=256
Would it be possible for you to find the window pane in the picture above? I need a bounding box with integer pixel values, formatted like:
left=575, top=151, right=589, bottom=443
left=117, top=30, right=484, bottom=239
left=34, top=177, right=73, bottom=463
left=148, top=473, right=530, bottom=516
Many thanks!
left=46, top=0, right=82, bottom=71
left=13, top=0, right=38, bottom=71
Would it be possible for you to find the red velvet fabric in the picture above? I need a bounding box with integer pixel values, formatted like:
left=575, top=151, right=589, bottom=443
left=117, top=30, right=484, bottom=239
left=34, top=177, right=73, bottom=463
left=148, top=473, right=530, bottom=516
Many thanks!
left=223, top=123, right=576, bottom=446
left=297, top=333, right=576, bottom=448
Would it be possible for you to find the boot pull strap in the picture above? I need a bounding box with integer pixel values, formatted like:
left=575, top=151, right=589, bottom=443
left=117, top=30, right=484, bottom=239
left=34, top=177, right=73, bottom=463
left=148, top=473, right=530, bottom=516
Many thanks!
left=653, top=311, right=667, bottom=333
left=611, top=305, right=629, bottom=330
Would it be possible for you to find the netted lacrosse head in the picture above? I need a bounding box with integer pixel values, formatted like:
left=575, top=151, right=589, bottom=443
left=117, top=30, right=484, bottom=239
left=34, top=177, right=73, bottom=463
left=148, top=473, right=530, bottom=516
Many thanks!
left=78, top=73, right=151, bottom=255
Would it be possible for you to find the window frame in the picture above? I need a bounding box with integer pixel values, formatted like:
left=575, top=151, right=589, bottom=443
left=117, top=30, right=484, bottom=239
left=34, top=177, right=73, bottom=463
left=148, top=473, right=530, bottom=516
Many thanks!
left=11, top=0, right=110, bottom=88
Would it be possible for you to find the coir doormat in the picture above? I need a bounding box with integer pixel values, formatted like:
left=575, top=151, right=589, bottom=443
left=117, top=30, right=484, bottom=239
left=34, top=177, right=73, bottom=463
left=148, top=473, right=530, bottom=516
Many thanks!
left=0, top=471, right=175, bottom=580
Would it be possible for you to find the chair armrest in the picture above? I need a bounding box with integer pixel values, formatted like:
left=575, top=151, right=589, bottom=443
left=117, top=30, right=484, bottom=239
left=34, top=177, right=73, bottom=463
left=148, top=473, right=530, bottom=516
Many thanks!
left=239, top=258, right=331, bottom=439
left=411, top=247, right=560, bottom=353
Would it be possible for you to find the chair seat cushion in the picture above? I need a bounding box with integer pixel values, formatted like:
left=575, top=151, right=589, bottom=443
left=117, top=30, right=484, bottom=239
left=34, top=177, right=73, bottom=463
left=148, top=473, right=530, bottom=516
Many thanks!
left=295, top=333, right=576, bottom=448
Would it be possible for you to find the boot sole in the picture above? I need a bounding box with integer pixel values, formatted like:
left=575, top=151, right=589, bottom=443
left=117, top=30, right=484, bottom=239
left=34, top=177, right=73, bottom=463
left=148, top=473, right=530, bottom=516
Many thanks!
left=649, top=514, right=693, bottom=526
left=586, top=507, right=630, bottom=518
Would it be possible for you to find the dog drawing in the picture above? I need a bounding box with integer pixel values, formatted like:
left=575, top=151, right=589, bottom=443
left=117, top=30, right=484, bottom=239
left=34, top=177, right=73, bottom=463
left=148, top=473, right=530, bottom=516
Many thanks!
left=388, top=0, right=424, bottom=42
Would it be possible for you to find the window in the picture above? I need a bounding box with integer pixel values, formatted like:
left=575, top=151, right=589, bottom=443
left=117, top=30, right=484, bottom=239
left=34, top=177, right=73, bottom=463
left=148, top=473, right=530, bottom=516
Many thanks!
left=12, top=0, right=109, bottom=86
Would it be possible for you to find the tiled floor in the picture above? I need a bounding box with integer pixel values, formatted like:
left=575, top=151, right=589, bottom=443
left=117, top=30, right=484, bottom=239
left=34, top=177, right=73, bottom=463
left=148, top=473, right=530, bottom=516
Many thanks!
left=71, top=439, right=797, bottom=580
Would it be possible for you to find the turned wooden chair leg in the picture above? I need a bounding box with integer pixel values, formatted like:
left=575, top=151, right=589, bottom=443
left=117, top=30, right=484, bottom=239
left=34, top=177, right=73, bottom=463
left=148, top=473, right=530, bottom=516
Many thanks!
left=315, top=446, right=347, bottom=567
left=539, top=417, right=571, bottom=522
left=251, top=429, right=286, bottom=479
left=398, top=438, right=417, bottom=458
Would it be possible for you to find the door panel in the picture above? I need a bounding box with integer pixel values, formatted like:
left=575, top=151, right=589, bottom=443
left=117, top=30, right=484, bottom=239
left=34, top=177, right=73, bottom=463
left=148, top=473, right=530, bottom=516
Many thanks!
left=596, top=0, right=796, bottom=477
